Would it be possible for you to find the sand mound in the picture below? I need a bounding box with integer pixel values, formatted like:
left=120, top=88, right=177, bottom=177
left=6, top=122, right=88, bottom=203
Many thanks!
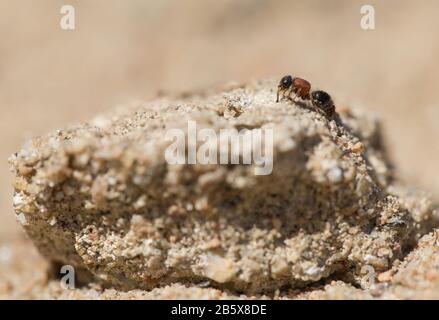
left=9, top=79, right=437, bottom=294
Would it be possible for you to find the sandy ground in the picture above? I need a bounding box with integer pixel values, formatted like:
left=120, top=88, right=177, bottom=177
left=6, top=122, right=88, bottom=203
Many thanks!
left=1, top=0, right=439, bottom=298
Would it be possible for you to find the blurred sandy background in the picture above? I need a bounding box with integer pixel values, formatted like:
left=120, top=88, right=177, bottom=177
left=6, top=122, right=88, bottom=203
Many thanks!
left=1, top=0, right=439, bottom=242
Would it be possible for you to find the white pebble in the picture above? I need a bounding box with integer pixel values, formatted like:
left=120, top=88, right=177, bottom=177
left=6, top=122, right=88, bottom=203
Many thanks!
left=16, top=212, right=28, bottom=226
left=327, top=167, right=343, bottom=183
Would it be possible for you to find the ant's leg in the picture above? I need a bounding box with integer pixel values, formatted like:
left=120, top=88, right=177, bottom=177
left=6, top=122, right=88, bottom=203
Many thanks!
left=309, top=99, right=319, bottom=112
left=286, top=87, right=296, bottom=102
left=288, top=94, right=298, bottom=103
left=291, top=90, right=299, bottom=103
left=277, top=87, right=289, bottom=102
left=296, top=88, right=302, bottom=101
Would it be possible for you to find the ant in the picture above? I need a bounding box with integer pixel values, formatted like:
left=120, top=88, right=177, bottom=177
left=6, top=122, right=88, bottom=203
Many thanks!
left=276, top=75, right=335, bottom=118
left=276, top=75, right=311, bottom=103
